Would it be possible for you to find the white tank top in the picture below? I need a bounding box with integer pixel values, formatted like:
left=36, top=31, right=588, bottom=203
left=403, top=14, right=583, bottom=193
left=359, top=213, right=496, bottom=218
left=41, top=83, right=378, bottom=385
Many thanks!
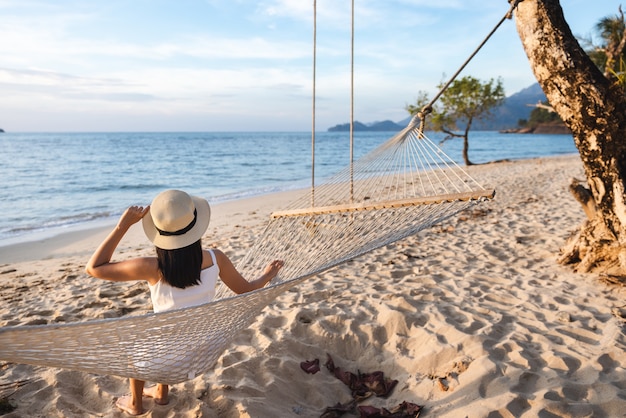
left=148, top=249, right=219, bottom=313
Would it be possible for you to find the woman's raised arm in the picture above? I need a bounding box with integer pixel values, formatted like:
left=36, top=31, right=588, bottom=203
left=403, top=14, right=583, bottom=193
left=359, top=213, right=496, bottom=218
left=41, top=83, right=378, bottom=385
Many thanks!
left=85, top=205, right=157, bottom=282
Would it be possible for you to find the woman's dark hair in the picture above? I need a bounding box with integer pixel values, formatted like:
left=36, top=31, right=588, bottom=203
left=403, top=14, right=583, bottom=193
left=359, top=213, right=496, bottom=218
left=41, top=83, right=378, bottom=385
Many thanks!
left=156, top=240, right=203, bottom=289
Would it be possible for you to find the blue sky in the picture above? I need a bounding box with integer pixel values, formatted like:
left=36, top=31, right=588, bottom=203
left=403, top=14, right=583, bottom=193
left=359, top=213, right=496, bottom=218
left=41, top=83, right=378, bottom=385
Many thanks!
left=0, top=0, right=618, bottom=132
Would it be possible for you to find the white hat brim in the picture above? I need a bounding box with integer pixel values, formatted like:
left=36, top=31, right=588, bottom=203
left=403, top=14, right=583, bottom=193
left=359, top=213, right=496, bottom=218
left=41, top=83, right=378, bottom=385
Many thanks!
left=142, top=195, right=211, bottom=250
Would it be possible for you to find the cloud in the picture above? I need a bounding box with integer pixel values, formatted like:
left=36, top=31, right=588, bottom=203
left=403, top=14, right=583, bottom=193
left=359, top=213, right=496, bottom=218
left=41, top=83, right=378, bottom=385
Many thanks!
left=0, top=67, right=136, bottom=92
left=0, top=0, right=606, bottom=131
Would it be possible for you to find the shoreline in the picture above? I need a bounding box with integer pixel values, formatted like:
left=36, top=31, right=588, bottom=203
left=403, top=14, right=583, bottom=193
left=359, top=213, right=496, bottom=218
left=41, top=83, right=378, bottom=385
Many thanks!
left=0, top=152, right=580, bottom=263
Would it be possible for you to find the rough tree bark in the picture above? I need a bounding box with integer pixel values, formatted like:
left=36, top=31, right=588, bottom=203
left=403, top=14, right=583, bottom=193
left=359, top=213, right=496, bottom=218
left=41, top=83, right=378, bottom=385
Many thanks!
left=512, top=0, right=626, bottom=281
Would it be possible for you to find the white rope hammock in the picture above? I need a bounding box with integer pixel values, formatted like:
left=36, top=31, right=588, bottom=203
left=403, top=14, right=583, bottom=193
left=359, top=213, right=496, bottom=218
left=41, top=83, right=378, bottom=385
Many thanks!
left=0, top=124, right=494, bottom=385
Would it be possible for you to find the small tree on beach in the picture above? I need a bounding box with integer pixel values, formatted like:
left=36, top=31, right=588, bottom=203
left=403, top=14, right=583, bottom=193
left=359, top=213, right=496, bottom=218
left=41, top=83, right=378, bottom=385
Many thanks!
left=512, top=0, right=626, bottom=282
left=406, top=76, right=505, bottom=166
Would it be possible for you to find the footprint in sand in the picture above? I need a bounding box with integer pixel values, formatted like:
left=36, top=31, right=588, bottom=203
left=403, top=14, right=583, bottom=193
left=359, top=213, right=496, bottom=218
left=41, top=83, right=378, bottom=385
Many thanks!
left=511, top=371, right=541, bottom=394
left=53, top=370, right=112, bottom=414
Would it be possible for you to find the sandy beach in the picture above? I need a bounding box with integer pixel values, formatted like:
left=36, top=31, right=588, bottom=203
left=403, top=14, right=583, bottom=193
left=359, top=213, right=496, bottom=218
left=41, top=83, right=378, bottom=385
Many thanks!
left=1, top=154, right=625, bottom=417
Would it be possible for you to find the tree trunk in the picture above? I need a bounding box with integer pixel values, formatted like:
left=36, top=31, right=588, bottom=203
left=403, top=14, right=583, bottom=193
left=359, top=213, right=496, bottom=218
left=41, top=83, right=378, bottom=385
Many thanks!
left=463, top=118, right=474, bottom=166
left=462, top=135, right=472, bottom=166
left=512, top=0, right=626, bottom=280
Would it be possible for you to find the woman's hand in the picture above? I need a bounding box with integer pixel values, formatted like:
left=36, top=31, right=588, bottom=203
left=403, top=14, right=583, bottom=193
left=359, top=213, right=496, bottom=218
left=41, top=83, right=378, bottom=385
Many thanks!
left=117, top=205, right=150, bottom=230
left=264, top=259, right=284, bottom=280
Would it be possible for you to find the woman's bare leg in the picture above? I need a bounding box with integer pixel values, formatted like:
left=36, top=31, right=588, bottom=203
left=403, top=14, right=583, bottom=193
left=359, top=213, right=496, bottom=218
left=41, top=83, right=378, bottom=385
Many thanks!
left=115, top=378, right=145, bottom=415
left=143, top=383, right=169, bottom=405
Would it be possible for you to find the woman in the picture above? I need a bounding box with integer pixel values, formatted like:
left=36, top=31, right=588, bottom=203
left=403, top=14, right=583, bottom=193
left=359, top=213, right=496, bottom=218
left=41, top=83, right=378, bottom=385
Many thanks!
left=86, top=189, right=284, bottom=416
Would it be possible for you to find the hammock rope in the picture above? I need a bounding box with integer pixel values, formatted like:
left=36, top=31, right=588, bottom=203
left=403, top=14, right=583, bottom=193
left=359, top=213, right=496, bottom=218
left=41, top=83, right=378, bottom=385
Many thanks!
left=0, top=2, right=519, bottom=385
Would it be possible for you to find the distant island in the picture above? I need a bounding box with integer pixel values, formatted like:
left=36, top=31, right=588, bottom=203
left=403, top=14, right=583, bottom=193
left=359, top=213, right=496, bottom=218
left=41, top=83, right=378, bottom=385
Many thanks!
left=327, top=83, right=570, bottom=134
left=328, top=120, right=404, bottom=132
left=0, top=129, right=4, bottom=133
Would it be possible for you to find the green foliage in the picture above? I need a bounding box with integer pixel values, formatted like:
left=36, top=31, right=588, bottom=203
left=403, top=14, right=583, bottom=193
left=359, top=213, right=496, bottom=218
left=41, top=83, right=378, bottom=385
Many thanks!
left=406, top=76, right=505, bottom=133
left=608, top=56, right=626, bottom=89
left=582, top=8, right=626, bottom=92
left=405, top=75, right=505, bottom=165
left=516, top=101, right=564, bottom=129
left=528, top=103, right=562, bottom=125
left=439, top=76, right=504, bottom=119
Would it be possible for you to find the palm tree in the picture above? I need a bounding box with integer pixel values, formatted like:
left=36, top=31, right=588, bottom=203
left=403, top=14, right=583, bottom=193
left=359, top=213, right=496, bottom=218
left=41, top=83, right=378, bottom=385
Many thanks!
left=588, top=6, right=626, bottom=82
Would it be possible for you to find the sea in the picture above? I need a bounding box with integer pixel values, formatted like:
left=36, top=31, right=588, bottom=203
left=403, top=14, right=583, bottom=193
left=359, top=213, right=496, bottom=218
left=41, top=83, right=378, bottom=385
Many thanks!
left=0, top=131, right=577, bottom=247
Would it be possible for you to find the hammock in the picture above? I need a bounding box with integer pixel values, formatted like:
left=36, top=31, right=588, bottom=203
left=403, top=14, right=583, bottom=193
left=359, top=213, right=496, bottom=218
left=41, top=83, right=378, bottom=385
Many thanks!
left=0, top=123, right=494, bottom=385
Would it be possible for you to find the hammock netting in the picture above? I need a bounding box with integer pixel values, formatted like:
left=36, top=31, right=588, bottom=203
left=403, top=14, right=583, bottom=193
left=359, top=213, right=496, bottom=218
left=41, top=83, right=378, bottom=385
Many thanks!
left=0, top=121, right=494, bottom=384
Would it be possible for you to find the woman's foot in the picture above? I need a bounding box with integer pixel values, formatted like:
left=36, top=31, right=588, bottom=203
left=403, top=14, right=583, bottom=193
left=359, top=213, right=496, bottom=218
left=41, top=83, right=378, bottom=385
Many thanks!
left=143, top=385, right=169, bottom=405
left=115, top=395, right=145, bottom=416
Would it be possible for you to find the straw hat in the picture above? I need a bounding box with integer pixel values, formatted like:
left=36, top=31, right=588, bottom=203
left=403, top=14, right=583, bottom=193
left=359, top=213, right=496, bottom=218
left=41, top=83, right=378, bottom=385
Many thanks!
left=142, top=189, right=211, bottom=250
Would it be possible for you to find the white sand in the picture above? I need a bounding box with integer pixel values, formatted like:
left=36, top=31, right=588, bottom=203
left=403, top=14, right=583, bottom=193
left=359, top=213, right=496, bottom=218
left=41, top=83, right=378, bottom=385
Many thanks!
left=1, top=155, right=625, bottom=417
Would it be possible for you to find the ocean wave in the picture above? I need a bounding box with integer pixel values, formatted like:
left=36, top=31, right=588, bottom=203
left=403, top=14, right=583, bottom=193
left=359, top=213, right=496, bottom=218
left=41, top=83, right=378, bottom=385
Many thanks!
left=0, top=211, right=115, bottom=241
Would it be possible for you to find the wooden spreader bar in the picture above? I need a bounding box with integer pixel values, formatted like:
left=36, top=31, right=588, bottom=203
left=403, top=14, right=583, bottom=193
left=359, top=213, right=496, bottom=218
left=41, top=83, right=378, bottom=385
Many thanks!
left=271, top=189, right=495, bottom=219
